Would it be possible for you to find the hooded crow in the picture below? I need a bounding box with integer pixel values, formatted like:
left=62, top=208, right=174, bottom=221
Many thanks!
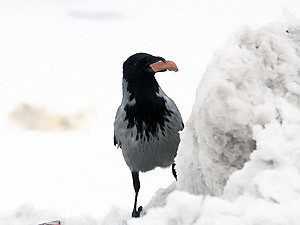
left=114, top=53, right=183, bottom=217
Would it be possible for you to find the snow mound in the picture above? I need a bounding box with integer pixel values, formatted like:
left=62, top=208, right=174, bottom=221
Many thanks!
left=176, top=21, right=300, bottom=196
left=130, top=122, right=300, bottom=225
left=129, top=19, right=300, bottom=225
left=141, top=182, right=177, bottom=215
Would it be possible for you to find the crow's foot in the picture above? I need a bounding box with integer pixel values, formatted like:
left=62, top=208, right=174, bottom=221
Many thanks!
left=131, top=206, right=143, bottom=218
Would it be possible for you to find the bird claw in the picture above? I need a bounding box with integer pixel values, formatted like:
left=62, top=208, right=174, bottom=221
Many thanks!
left=131, top=206, right=143, bottom=218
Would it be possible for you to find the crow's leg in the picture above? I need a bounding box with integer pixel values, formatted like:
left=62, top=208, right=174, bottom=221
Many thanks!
left=131, top=171, right=143, bottom=218
left=172, top=163, right=177, bottom=180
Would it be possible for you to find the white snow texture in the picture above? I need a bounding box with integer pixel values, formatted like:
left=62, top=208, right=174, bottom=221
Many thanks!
left=12, top=19, right=300, bottom=225
left=131, top=21, right=300, bottom=224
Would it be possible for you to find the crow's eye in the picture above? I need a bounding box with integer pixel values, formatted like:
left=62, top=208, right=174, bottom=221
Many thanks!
left=133, top=62, right=139, bottom=66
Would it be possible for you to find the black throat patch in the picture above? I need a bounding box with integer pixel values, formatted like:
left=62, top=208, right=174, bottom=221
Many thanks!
left=124, top=77, right=173, bottom=141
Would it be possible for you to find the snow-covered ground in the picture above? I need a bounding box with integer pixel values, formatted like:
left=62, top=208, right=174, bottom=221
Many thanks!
left=1, top=0, right=300, bottom=224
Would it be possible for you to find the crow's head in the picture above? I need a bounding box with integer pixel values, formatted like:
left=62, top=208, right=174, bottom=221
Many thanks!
left=123, top=53, right=178, bottom=81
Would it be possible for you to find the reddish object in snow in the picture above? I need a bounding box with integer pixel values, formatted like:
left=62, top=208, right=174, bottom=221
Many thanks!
left=39, top=220, right=61, bottom=225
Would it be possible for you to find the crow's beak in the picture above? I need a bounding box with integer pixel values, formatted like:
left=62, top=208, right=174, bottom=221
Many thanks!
left=145, top=56, right=178, bottom=74
left=150, top=59, right=178, bottom=73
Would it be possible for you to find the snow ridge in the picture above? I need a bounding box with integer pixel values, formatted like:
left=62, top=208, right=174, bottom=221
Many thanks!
left=131, top=20, right=300, bottom=224
left=176, top=21, right=300, bottom=196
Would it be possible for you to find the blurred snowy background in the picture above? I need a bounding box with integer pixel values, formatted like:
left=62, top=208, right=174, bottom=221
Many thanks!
left=1, top=0, right=300, bottom=224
